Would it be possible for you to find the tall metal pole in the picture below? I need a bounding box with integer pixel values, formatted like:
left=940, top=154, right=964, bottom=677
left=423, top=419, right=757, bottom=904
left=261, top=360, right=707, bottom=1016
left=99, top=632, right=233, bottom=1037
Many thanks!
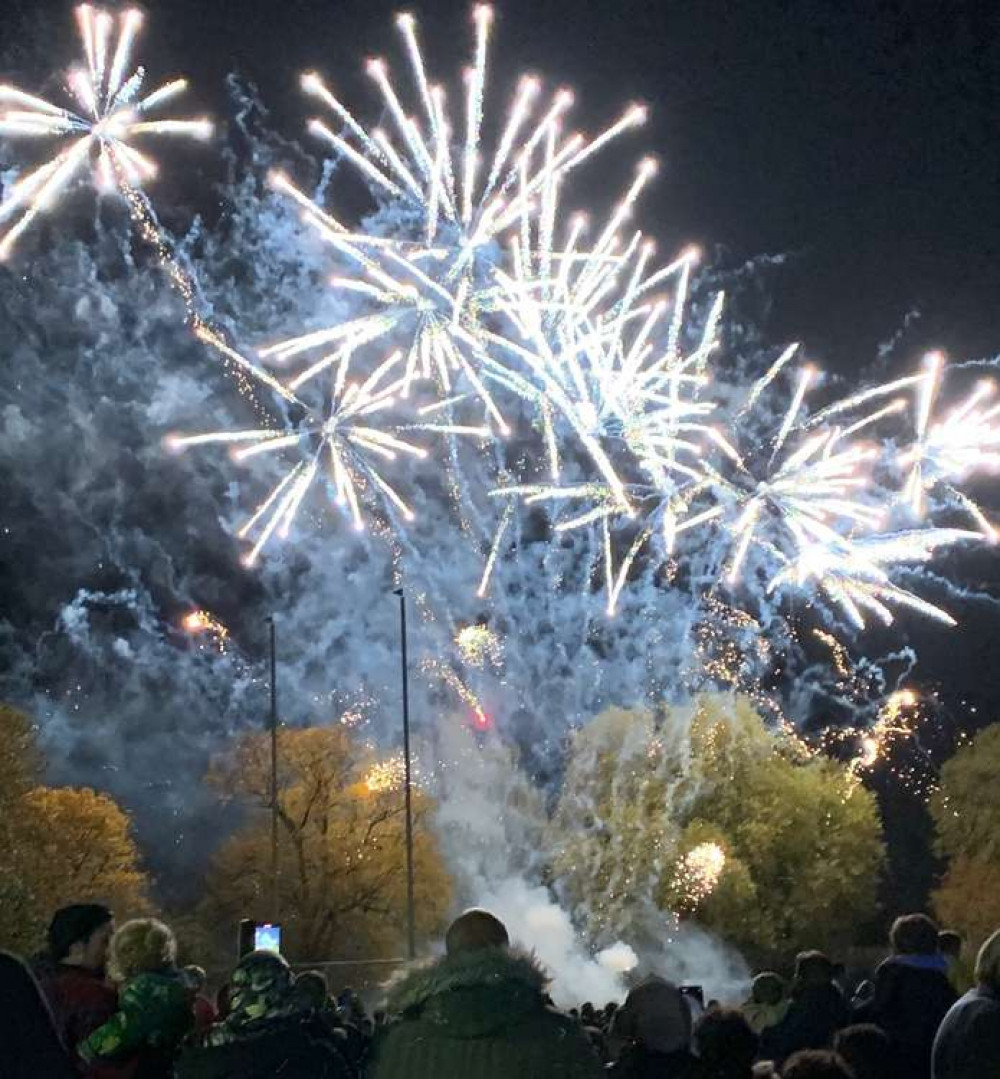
left=395, top=588, right=417, bottom=960
left=267, top=616, right=279, bottom=922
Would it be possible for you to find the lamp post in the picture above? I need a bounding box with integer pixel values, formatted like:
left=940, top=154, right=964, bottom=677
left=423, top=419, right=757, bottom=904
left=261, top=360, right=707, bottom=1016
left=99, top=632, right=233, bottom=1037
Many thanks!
left=393, top=587, right=417, bottom=960
left=266, top=615, right=279, bottom=922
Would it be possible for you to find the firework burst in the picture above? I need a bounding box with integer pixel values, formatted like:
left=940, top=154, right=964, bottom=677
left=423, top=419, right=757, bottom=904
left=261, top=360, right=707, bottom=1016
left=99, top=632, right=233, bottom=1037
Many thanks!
left=268, top=6, right=647, bottom=428
left=709, top=358, right=982, bottom=628
left=901, top=351, right=1000, bottom=538
left=364, top=753, right=409, bottom=793
left=672, top=841, right=726, bottom=911
left=168, top=332, right=428, bottom=565
left=484, top=226, right=726, bottom=612
left=0, top=5, right=211, bottom=260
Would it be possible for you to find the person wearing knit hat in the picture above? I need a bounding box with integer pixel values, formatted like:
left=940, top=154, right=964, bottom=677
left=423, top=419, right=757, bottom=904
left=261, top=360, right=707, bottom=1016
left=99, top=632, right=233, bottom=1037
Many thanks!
left=367, top=908, right=603, bottom=1079
left=32, top=903, right=118, bottom=1076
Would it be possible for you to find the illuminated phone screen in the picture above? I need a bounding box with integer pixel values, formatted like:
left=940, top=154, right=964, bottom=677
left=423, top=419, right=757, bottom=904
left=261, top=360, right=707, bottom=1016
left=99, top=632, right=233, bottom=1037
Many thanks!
left=254, top=923, right=282, bottom=953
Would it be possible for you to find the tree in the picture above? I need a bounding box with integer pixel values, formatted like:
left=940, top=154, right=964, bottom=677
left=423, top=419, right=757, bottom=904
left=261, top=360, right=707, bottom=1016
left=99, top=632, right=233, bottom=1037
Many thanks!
left=933, top=856, right=1000, bottom=947
left=931, top=724, right=1000, bottom=863
left=200, top=725, right=453, bottom=962
left=0, top=705, right=43, bottom=950
left=931, top=724, right=1000, bottom=944
left=550, top=693, right=885, bottom=964
left=0, top=704, right=151, bottom=953
left=16, top=787, right=149, bottom=918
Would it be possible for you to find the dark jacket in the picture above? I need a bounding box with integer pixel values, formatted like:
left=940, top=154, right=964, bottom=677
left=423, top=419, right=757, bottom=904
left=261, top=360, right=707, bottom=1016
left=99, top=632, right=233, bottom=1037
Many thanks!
left=175, top=1014, right=354, bottom=1079
left=762, top=982, right=849, bottom=1063
left=0, top=951, right=78, bottom=1079
left=78, top=968, right=193, bottom=1079
left=931, top=986, right=1000, bottom=1079
left=366, top=947, right=604, bottom=1079
left=856, top=956, right=958, bottom=1079
left=607, top=1044, right=702, bottom=1078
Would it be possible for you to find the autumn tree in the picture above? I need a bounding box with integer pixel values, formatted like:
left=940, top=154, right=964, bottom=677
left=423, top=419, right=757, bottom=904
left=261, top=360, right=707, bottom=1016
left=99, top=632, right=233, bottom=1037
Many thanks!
left=549, top=694, right=885, bottom=964
left=16, top=787, right=149, bottom=918
left=0, top=705, right=42, bottom=950
left=931, top=724, right=1000, bottom=945
left=200, top=725, right=453, bottom=962
left=0, top=704, right=151, bottom=953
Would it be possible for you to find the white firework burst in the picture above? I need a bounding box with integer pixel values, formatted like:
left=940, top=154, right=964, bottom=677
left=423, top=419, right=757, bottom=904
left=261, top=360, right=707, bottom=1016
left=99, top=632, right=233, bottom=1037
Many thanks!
left=483, top=214, right=726, bottom=610
left=168, top=328, right=428, bottom=566
left=267, top=5, right=647, bottom=429
left=0, top=4, right=211, bottom=260
left=901, top=350, right=1000, bottom=538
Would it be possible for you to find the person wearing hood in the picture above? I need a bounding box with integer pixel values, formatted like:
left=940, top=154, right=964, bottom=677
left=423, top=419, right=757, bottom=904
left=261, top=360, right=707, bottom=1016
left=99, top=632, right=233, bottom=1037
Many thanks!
left=742, top=973, right=790, bottom=1037
left=0, top=951, right=78, bottom=1079
left=77, top=918, right=193, bottom=1079
left=366, top=908, right=603, bottom=1079
left=607, top=976, right=699, bottom=1078
left=32, top=903, right=120, bottom=1075
left=175, top=950, right=354, bottom=1079
left=762, top=952, right=848, bottom=1065
left=931, top=927, right=1000, bottom=1079
left=854, top=913, right=957, bottom=1079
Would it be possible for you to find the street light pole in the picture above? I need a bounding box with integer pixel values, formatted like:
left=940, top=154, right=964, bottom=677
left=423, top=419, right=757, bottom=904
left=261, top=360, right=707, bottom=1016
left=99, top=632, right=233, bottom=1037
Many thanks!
left=394, top=588, right=417, bottom=960
left=267, top=615, right=279, bottom=922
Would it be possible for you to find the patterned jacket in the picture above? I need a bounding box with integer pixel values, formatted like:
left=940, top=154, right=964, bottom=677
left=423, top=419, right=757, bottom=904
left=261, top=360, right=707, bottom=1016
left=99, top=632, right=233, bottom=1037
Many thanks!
left=78, top=968, right=193, bottom=1079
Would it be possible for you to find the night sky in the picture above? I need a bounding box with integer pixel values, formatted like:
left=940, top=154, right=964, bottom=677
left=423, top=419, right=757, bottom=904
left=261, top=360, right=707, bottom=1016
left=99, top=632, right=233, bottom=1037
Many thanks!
left=73, top=0, right=1000, bottom=363
left=9, top=0, right=999, bottom=367
left=3, top=0, right=1000, bottom=914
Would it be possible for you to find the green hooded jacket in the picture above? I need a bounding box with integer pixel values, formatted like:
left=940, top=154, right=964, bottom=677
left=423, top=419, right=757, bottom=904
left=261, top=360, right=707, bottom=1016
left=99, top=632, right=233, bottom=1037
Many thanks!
left=78, top=968, right=193, bottom=1074
left=366, top=948, right=602, bottom=1079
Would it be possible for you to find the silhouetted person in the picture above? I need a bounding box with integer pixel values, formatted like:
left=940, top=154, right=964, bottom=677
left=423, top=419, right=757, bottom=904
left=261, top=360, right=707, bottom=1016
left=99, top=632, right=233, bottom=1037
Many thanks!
left=833, top=1023, right=892, bottom=1079
left=366, top=908, right=603, bottom=1079
left=184, top=965, right=218, bottom=1034
left=932, top=927, right=1000, bottom=1079
left=764, top=952, right=848, bottom=1064
left=607, top=976, right=698, bottom=1077
left=693, top=1006, right=760, bottom=1079
left=855, top=914, right=956, bottom=1079
left=0, top=951, right=77, bottom=1079
left=32, top=903, right=118, bottom=1075
left=937, top=931, right=971, bottom=995
left=781, top=1050, right=854, bottom=1078
left=743, top=972, right=790, bottom=1036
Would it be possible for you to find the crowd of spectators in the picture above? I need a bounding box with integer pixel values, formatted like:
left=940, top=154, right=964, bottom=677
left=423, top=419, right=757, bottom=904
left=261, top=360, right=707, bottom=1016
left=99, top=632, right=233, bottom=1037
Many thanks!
left=3, top=902, right=999, bottom=1077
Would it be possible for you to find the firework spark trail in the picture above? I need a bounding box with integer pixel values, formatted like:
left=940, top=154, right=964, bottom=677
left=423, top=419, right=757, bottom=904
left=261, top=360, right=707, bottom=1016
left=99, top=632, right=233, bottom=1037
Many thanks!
left=0, top=5, right=211, bottom=260
left=271, top=8, right=647, bottom=429
left=843, top=688, right=921, bottom=793
left=182, top=608, right=231, bottom=653
left=900, top=351, right=1000, bottom=537
left=168, top=337, right=429, bottom=565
